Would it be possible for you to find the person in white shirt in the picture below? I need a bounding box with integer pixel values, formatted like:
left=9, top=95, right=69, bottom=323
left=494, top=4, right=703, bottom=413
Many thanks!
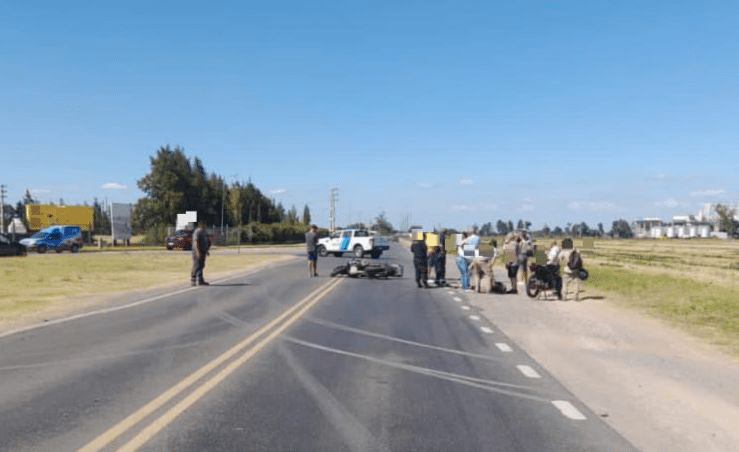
left=546, top=241, right=563, bottom=299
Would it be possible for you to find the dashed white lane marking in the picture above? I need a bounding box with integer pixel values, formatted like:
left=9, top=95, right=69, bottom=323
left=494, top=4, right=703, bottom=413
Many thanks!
left=552, top=400, right=587, bottom=420
left=447, top=290, right=455, bottom=295
left=480, top=327, right=493, bottom=334
left=453, top=297, right=462, bottom=302
left=469, top=315, right=481, bottom=321
left=461, top=305, right=471, bottom=311
left=516, top=365, right=541, bottom=379
left=495, top=343, right=512, bottom=352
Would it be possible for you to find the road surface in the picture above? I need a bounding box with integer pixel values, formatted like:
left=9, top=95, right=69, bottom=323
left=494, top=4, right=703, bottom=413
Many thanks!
left=0, top=246, right=638, bottom=451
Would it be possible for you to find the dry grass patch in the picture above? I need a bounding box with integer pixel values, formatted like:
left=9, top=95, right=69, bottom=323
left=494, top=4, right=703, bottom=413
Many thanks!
left=573, top=238, right=739, bottom=355
left=0, top=253, right=286, bottom=320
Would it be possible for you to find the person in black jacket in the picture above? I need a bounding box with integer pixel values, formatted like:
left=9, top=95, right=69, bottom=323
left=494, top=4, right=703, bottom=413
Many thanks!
left=191, top=222, right=211, bottom=286
left=410, top=233, right=429, bottom=288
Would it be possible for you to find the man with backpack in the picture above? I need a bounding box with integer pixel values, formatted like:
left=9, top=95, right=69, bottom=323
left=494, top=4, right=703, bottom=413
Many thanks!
left=558, top=238, right=583, bottom=301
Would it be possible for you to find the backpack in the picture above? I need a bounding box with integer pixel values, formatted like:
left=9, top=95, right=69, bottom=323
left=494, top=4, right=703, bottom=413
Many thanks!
left=567, top=249, right=582, bottom=271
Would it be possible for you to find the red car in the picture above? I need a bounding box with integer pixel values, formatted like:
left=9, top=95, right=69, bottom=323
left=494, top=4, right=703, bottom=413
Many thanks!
left=165, top=229, right=213, bottom=250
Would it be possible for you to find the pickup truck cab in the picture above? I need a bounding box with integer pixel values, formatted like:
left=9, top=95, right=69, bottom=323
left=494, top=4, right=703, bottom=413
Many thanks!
left=317, top=229, right=390, bottom=259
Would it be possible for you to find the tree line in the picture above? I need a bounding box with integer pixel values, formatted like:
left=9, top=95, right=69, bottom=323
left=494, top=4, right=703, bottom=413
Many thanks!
left=129, top=145, right=314, bottom=243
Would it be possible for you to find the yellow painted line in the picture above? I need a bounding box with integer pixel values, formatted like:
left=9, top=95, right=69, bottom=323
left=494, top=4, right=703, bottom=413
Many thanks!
left=78, top=277, right=342, bottom=452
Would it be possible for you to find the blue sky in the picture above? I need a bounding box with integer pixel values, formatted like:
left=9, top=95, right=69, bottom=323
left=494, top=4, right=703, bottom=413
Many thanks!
left=2, top=0, right=737, bottom=231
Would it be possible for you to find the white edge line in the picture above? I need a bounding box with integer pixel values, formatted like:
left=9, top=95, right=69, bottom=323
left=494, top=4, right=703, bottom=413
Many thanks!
left=552, top=400, right=587, bottom=420
left=517, top=364, right=541, bottom=379
left=495, top=343, right=512, bottom=352
left=480, top=327, right=494, bottom=334
left=469, top=315, right=480, bottom=321
left=453, top=297, right=462, bottom=302
left=461, top=305, right=471, bottom=311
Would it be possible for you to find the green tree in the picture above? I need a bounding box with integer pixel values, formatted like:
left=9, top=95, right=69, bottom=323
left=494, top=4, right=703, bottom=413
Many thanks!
left=302, top=204, right=311, bottom=225
left=373, top=211, right=394, bottom=234
left=610, top=219, right=633, bottom=238
left=715, top=204, right=738, bottom=236
left=92, top=198, right=112, bottom=234
left=287, top=205, right=299, bottom=224
left=479, top=222, right=493, bottom=236
left=133, top=145, right=192, bottom=229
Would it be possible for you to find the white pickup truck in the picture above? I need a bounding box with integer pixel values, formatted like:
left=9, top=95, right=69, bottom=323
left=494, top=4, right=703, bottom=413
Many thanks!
left=317, top=229, right=391, bottom=258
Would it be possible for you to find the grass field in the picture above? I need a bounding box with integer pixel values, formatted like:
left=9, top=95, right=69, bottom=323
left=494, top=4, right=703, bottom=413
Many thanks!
left=522, top=237, right=739, bottom=356
left=0, top=251, right=287, bottom=321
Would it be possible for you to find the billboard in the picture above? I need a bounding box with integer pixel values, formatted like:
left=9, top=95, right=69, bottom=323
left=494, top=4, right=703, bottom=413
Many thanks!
left=25, top=204, right=94, bottom=231
left=111, top=203, right=133, bottom=241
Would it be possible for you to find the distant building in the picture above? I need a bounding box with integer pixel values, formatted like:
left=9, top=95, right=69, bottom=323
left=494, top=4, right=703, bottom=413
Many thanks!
left=631, top=215, right=712, bottom=239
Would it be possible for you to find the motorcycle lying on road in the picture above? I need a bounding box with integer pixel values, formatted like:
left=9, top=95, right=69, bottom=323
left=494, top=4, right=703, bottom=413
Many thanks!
left=330, top=258, right=404, bottom=279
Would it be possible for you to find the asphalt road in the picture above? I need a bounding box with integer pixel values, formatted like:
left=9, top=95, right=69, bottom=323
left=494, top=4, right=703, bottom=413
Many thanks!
left=0, top=246, right=639, bottom=451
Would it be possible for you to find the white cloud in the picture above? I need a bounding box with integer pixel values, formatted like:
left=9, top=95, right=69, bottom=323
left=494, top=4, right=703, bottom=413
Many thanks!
left=460, top=178, right=474, bottom=186
left=690, top=188, right=726, bottom=197
left=567, top=201, right=618, bottom=211
left=654, top=197, right=687, bottom=208
left=451, top=204, right=475, bottom=211
left=270, top=188, right=287, bottom=195
left=30, top=188, right=51, bottom=195
left=416, top=182, right=435, bottom=189
left=101, top=182, right=127, bottom=190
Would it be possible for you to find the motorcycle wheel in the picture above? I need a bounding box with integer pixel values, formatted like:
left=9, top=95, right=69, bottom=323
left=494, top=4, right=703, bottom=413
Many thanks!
left=330, top=265, right=348, bottom=277
left=526, top=279, right=540, bottom=298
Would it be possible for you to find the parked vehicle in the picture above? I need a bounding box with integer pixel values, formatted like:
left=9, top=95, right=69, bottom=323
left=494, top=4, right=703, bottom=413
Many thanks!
left=316, top=229, right=390, bottom=258
left=0, top=234, right=27, bottom=257
left=330, top=258, right=403, bottom=278
left=19, top=225, right=83, bottom=253
left=165, top=229, right=214, bottom=250
left=525, top=262, right=558, bottom=299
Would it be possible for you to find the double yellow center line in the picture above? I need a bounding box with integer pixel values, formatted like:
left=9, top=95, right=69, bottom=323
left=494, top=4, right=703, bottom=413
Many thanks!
left=79, top=277, right=342, bottom=452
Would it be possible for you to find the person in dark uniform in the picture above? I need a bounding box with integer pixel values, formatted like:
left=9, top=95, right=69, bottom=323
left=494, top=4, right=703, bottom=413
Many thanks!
left=437, top=229, right=447, bottom=286
left=191, top=222, right=210, bottom=286
left=410, top=232, right=429, bottom=288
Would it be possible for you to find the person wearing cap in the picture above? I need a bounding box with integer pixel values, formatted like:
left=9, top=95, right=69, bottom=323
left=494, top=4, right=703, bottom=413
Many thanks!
left=411, top=232, right=429, bottom=288
left=558, top=238, right=582, bottom=301
left=503, top=236, right=520, bottom=293
left=191, top=221, right=211, bottom=286
left=305, top=224, right=319, bottom=277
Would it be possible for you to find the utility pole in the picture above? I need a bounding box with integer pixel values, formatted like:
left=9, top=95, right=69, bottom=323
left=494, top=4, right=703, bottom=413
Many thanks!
left=0, top=184, right=6, bottom=233
left=328, top=188, right=338, bottom=232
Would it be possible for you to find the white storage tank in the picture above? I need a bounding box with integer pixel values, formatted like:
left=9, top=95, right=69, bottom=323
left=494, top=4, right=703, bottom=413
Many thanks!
left=651, top=226, right=664, bottom=238
left=665, top=226, right=676, bottom=238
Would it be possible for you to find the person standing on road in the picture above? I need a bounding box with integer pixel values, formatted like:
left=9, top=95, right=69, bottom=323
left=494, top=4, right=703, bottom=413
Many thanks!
left=546, top=240, right=563, bottom=300
left=503, top=237, right=520, bottom=294
left=456, top=228, right=480, bottom=292
left=191, top=222, right=211, bottom=286
left=517, top=232, right=532, bottom=287
left=437, top=229, right=447, bottom=285
left=411, top=233, right=429, bottom=288
left=558, top=238, right=582, bottom=301
left=305, top=224, right=319, bottom=277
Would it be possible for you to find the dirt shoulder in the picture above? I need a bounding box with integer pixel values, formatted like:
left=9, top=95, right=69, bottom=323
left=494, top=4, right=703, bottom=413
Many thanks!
left=466, top=271, right=739, bottom=452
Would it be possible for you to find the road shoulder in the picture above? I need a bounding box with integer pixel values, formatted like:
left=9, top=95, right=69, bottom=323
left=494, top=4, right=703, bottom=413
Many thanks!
left=466, top=275, right=739, bottom=452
